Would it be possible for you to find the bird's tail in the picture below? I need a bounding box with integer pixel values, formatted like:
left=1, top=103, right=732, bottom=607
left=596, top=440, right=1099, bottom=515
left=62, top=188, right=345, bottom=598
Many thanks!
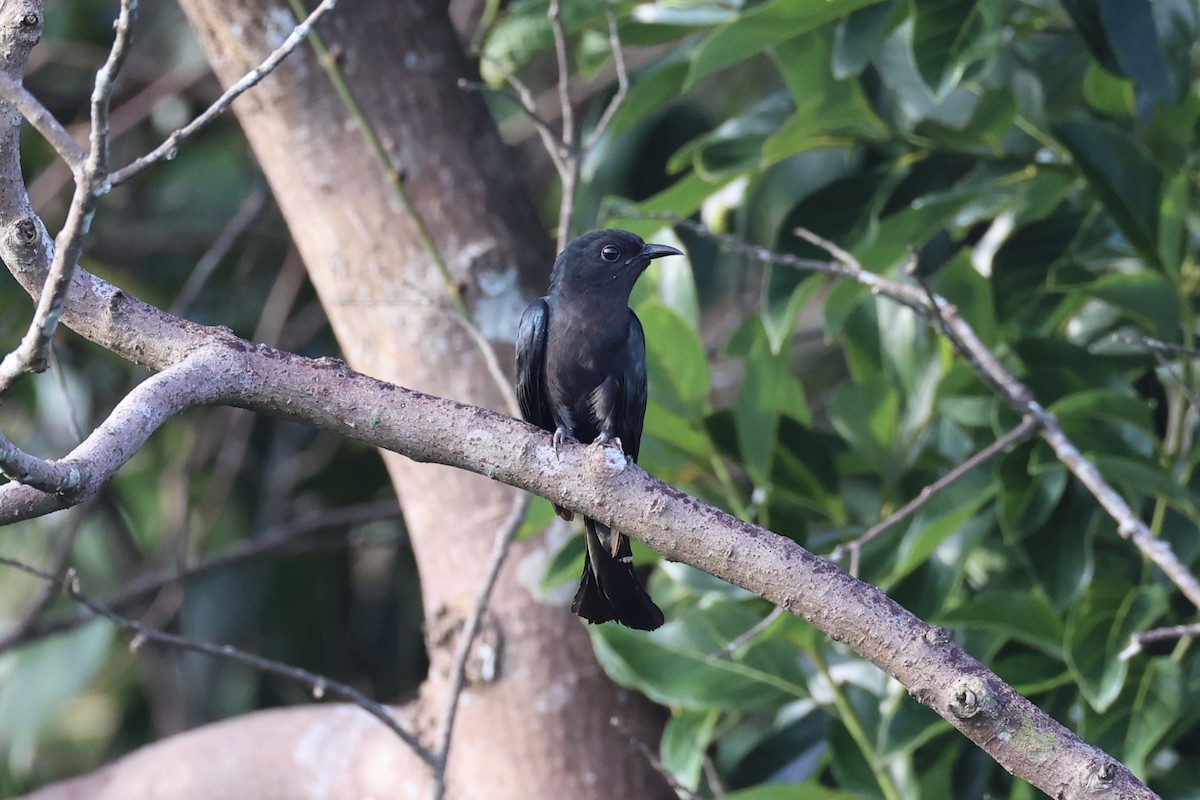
left=571, top=517, right=664, bottom=631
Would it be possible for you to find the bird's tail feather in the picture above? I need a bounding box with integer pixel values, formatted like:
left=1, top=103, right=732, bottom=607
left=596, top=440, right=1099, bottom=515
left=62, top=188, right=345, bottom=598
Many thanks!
left=571, top=518, right=663, bottom=630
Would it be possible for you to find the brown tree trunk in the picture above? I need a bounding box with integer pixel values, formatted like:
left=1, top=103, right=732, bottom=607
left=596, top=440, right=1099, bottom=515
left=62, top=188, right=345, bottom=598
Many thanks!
left=163, top=0, right=670, bottom=798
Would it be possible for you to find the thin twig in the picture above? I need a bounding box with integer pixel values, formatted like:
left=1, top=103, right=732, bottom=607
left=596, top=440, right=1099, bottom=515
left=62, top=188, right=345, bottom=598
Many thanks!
left=0, top=553, right=437, bottom=767
left=171, top=186, right=268, bottom=315
left=707, top=605, right=784, bottom=663
left=1117, top=334, right=1200, bottom=358
left=830, top=416, right=1040, bottom=574
left=582, top=0, right=628, bottom=151
left=0, top=500, right=402, bottom=654
left=548, top=0, right=576, bottom=252
left=89, top=0, right=139, bottom=178
left=1119, top=622, right=1200, bottom=661
left=457, top=78, right=567, bottom=176
left=449, top=310, right=522, bottom=417
left=610, top=716, right=701, bottom=800
left=49, top=344, right=87, bottom=442
left=108, top=0, right=339, bottom=187
left=430, top=493, right=528, bottom=799
left=3, top=507, right=87, bottom=644
left=0, top=73, right=85, bottom=171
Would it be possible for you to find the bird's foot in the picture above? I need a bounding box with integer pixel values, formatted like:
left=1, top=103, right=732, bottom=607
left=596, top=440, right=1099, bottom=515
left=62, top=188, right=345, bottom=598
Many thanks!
left=592, top=432, right=623, bottom=452
left=552, top=427, right=577, bottom=460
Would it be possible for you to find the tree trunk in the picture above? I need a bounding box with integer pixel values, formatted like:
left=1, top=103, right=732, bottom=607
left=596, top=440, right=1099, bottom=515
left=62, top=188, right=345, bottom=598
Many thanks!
left=156, top=0, right=669, bottom=797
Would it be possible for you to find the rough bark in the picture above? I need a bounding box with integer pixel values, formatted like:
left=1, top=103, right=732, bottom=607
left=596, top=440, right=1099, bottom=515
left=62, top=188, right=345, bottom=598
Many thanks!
left=166, top=0, right=670, bottom=797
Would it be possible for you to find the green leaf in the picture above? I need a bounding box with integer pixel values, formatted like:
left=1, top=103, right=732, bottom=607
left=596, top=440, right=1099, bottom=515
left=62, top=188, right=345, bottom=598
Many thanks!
left=591, top=600, right=809, bottom=710
left=1083, top=62, right=1134, bottom=117
left=996, top=447, right=1068, bottom=540
left=772, top=418, right=845, bottom=524
left=877, top=698, right=946, bottom=757
left=637, top=227, right=699, bottom=327
left=729, top=317, right=810, bottom=484
left=683, top=92, right=795, bottom=179
left=636, top=301, right=710, bottom=420
left=909, top=0, right=990, bottom=99
left=1079, top=270, right=1179, bottom=337
left=605, top=172, right=736, bottom=239
left=540, top=532, right=584, bottom=591
left=764, top=30, right=890, bottom=165
left=829, top=378, right=899, bottom=456
left=1098, top=0, right=1176, bottom=103
left=1065, top=584, right=1168, bottom=711
left=608, top=52, right=690, bottom=136
left=661, top=709, right=721, bottom=791
left=1053, top=119, right=1163, bottom=267
left=0, top=620, right=113, bottom=770
left=517, top=496, right=559, bottom=541
left=687, top=0, right=886, bottom=87
left=891, top=476, right=993, bottom=580
left=1092, top=454, right=1200, bottom=518
left=1158, top=171, right=1188, bottom=275
left=936, top=589, right=1065, bottom=656
left=1124, top=658, right=1183, bottom=774
left=833, top=1, right=899, bottom=78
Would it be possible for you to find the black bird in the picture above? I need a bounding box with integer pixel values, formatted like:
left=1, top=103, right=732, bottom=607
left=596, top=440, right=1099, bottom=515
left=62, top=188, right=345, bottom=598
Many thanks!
left=516, top=229, right=682, bottom=630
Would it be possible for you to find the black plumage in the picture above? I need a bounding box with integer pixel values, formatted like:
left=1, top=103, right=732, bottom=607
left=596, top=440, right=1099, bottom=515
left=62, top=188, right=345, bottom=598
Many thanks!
left=516, top=229, right=682, bottom=630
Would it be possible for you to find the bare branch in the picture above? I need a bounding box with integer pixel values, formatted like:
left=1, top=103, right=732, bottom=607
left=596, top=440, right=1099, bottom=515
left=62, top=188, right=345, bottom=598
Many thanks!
left=0, top=354, right=234, bottom=522
left=107, top=0, right=339, bottom=187
left=430, top=494, right=528, bottom=799
left=830, top=416, right=1040, bottom=574
left=1120, top=622, right=1200, bottom=661
left=0, top=73, right=84, bottom=170
left=0, top=554, right=436, bottom=767
left=457, top=77, right=568, bottom=176
left=548, top=0, right=577, bottom=252
left=707, top=605, right=784, bottom=663
left=0, top=429, right=85, bottom=492
left=611, top=716, right=700, bottom=800
left=2, top=507, right=86, bottom=646
left=88, top=0, right=138, bottom=177
left=583, top=0, right=628, bottom=151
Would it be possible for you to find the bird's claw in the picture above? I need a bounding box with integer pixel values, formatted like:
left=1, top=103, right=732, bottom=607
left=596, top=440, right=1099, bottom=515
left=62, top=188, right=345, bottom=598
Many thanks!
left=553, top=427, right=577, bottom=460
left=592, top=432, right=623, bottom=452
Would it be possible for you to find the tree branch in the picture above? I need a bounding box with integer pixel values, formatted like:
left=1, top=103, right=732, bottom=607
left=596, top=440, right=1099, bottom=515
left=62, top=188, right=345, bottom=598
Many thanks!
left=0, top=251, right=1157, bottom=796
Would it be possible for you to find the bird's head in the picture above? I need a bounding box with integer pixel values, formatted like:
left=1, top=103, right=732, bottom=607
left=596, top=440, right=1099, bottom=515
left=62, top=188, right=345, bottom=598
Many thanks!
left=549, top=229, right=682, bottom=299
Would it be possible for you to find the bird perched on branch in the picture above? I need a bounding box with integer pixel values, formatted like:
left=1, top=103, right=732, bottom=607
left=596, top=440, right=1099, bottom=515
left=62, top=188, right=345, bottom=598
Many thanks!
left=516, top=229, right=682, bottom=631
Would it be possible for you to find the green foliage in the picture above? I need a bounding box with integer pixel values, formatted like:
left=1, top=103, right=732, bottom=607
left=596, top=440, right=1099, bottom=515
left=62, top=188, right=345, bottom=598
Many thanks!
left=506, top=0, right=1200, bottom=795
left=5, top=0, right=1200, bottom=796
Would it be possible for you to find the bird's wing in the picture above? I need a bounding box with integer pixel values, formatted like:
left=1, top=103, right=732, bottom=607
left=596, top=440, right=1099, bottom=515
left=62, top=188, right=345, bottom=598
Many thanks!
left=515, top=298, right=554, bottom=431
left=618, top=310, right=649, bottom=463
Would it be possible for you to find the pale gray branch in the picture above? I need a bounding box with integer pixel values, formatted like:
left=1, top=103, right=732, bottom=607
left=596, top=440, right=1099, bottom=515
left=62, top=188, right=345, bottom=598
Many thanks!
left=0, top=72, right=84, bottom=170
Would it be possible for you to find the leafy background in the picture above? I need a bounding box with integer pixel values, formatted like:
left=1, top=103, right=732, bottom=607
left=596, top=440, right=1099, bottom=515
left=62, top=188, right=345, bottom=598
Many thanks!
left=2, top=0, right=1200, bottom=797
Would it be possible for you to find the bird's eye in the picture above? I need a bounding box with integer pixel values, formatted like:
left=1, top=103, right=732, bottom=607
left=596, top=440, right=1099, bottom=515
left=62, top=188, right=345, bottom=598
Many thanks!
left=600, top=245, right=620, bottom=262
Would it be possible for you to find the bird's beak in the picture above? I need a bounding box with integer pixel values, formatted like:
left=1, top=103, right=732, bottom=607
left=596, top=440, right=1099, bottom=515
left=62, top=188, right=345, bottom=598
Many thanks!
left=640, top=243, right=683, bottom=260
